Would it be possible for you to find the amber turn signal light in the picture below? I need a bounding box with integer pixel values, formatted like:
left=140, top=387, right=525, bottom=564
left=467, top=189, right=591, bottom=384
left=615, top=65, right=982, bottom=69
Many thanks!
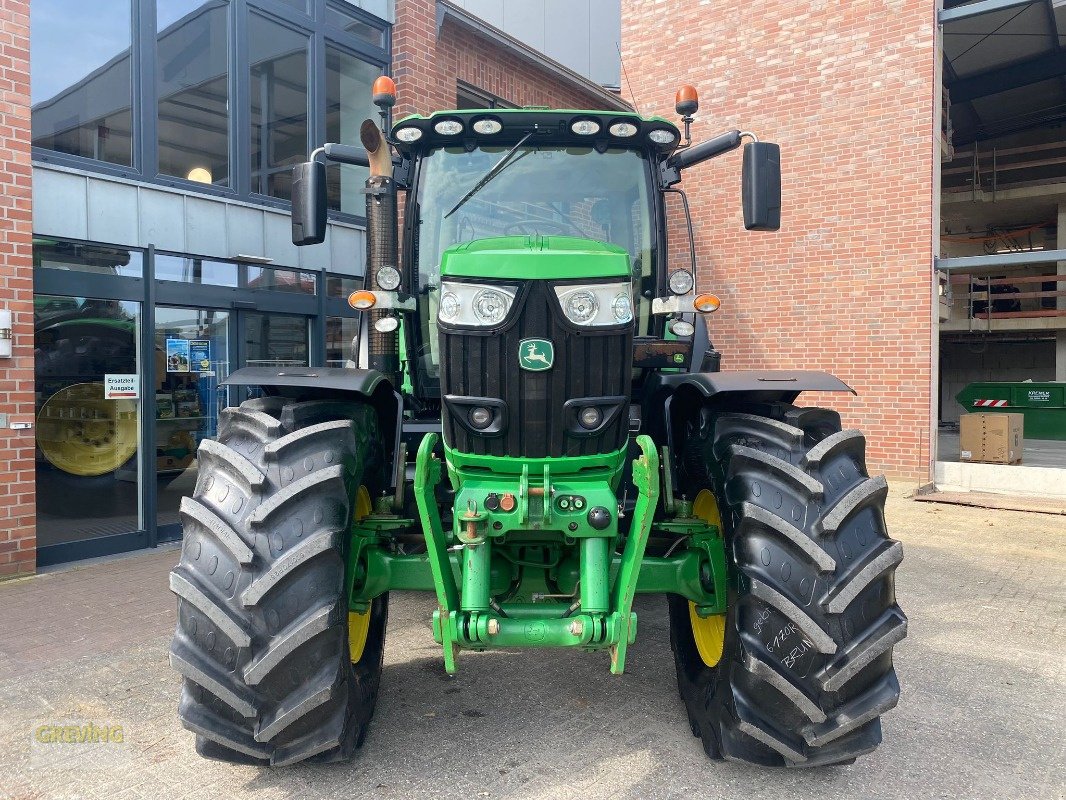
left=348, top=290, right=377, bottom=310
left=693, top=293, right=721, bottom=313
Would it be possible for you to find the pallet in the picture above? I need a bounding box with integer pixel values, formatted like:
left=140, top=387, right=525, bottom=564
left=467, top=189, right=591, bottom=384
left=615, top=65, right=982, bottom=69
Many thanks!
left=914, top=490, right=1066, bottom=516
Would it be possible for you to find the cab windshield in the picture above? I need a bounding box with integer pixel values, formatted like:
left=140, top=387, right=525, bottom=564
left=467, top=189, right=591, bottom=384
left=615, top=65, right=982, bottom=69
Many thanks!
left=412, top=144, right=655, bottom=388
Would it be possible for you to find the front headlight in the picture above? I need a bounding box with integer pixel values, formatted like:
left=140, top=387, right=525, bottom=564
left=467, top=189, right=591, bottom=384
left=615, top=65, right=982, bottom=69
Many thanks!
left=555, top=282, right=633, bottom=327
left=438, top=281, right=517, bottom=326
left=473, top=288, right=511, bottom=325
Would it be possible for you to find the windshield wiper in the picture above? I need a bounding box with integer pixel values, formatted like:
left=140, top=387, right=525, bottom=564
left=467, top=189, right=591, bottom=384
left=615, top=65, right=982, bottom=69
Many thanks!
left=444, top=131, right=534, bottom=219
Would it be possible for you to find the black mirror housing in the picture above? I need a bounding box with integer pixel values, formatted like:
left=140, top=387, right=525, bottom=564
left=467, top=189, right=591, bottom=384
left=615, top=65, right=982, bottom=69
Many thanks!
left=742, top=142, right=781, bottom=231
left=291, top=161, right=327, bottom=245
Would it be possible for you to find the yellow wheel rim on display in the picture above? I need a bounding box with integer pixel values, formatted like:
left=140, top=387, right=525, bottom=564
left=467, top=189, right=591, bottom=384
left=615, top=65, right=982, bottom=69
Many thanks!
left=348, top=485, right=373, bottom=664
left=36, top=383, right=139, bottom=477
left=689, top=488, right=727, bottom=667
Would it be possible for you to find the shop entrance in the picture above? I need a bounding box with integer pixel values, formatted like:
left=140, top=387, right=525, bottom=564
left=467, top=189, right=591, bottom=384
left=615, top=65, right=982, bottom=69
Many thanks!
left=153, top=307, right=310, bottom=537
left=35, top=293, right=144, bottom=553
left=153, top=306, right=231, bottom=535
left=33, top=241, right=323, bottom=566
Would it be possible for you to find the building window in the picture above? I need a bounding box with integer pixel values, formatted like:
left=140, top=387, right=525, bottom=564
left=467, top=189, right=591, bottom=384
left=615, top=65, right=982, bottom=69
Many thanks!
left=30, top=0, right=134, bottom=166
left=325, top=44, right=377, bottom=212
left=244, top=12, right=304, bottom=201
left=155, top=253, right=239, bottom=286
left=325, top=3, right=386, bottom=47
left=278, top=0, right=310, bottom=13
left=34, top=238, right=144, bottom=278
left=32, top=0, right=390, bottom=216
left=326, top=315, right=359, bottom=366
left=157, top=1, right=231, bottom=186
left=456, top=81, right=517, bottom=110
left=250, top=12, right=309, bottom=201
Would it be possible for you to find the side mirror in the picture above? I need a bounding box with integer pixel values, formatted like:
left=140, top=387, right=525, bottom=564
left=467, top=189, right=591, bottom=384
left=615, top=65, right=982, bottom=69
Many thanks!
left=742, top=142, right=781, bottom=231
left=291, top=161, right=327, bottom=245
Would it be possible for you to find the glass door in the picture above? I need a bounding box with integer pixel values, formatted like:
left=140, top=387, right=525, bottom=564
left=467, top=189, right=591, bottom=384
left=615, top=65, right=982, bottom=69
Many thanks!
left=242, top=311, right=310, bottom=368
left=34, top=295, right=142, bottom=552
left=154, top=306, right=231, bottom=533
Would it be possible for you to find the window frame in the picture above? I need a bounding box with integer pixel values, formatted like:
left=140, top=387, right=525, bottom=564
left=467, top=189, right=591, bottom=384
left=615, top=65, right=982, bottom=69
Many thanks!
left=456, top=80, right=518, bottom=110
left=30, top=0, right=391, bottom=224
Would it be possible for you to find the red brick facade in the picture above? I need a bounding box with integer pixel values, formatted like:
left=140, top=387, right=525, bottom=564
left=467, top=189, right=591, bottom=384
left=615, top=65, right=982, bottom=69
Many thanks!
left=622, top=0, right=939, bottom=478
left=393, top=0, right=622, bottom=119
left=0, top=0, right=35, bottom=576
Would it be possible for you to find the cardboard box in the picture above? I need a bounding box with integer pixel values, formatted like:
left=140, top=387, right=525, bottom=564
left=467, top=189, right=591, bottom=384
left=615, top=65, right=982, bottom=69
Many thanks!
left=959, top=413, right=1023, bottom=464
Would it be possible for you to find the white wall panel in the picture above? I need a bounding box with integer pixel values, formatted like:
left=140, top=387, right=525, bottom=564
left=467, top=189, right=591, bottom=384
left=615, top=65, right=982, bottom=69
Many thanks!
left=224, top=203, right=264, bottom=258
left=263, top=211, right=303, bottom=269
left=138, top=188, right=185, bottom=252
left=185, top=195, right=229, bottom=258
left=32, top=168, right=88, bottom=241
left=330, top=224, right=364, bottom=276
left=86, top=180, right=138, bottom=246
left=34, top=164, right=366, bottom=273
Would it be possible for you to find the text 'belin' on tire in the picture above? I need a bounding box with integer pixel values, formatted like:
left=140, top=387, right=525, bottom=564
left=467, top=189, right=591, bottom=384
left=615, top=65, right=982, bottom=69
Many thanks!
left=169, top=76, right=905, bottom=768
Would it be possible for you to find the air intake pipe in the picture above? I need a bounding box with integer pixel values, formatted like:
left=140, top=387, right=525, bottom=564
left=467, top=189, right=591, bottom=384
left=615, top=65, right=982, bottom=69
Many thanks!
left=360, top=119, right=400, bottom=383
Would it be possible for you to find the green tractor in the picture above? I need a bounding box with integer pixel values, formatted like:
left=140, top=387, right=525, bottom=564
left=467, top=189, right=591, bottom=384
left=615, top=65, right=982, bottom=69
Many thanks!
left=169, top=79, right=905, bottom=768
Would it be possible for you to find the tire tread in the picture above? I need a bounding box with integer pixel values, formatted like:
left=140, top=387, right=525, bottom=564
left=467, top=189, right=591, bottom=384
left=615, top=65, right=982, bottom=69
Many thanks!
left=670, top=404, right=906, bottom=768
left=169, top=398, right=387, bottom=766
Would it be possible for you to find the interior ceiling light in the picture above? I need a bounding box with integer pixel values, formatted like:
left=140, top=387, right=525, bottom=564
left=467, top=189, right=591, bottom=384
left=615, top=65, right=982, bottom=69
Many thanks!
left=186, top=166, right=212, bottom=183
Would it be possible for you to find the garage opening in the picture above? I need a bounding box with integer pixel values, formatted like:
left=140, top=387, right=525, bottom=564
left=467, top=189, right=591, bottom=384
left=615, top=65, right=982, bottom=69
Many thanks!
left=937, top=0, right=1066, bottom=498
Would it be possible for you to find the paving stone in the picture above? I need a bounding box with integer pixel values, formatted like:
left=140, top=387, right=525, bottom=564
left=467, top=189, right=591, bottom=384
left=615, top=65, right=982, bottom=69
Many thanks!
left=0, top=487, right=1062, bottom=799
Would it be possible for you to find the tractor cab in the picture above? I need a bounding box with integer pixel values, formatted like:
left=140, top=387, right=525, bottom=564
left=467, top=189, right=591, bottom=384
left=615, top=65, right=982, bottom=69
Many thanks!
left=396, top=109, right=668, bottom=397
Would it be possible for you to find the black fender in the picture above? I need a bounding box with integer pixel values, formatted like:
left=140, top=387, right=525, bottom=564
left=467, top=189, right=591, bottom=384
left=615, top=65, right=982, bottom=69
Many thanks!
left=643, top=369, right=856, bottom=460
left=222, top=365, right=391, bottom=398
left=649, top=369, right=855, bottom=405
left=221, top=366, right=402, bottom=479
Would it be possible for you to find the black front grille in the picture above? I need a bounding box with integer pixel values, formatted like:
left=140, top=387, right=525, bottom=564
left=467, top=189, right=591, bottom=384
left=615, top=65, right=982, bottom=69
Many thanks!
left=440, top=281, right=632, bottom=458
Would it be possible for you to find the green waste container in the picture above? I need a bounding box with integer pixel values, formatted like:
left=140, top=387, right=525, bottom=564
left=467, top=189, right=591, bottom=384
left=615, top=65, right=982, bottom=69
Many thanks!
left=956, top=382, right=1066, bottom=440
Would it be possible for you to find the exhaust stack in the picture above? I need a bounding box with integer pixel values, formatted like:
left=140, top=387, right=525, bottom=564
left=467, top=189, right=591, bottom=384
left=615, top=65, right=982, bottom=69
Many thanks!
left=361, top=118, right=400, bottom=382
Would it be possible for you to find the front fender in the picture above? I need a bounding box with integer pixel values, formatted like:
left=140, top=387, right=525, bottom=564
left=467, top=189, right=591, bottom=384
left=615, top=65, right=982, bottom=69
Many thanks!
left=642, top=369, right=856, bottom=464
left=222, top=366, right=401, bottom=465
left=650, top=369, right=856, bottom=405
left=221, top=365, right=389, bottom=398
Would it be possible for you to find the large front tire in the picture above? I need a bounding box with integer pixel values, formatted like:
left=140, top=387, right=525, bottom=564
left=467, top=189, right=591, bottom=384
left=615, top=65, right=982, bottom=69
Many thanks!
left=670, top=404, right=906, bottom=767
left=169, top=397, right=387, bottom=766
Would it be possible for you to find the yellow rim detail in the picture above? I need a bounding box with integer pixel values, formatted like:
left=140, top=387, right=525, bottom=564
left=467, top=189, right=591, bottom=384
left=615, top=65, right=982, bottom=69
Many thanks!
left=689, top=603, right=726, bottom=667
left=36, top=383, right=139, bottom=476
left=354, top=484, right=373, bottom=521
left=348, top=485, right=373, bottom=664
left=690, top=489, right=726, bottom=666
left=692, top=488, right=722, bottom=528
left=348, top=609, right=371, bottom=664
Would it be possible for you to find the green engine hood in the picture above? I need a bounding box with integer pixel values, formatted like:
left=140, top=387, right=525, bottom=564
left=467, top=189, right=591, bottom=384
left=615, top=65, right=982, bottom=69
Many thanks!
left=440, top=236, right=630, bottom=281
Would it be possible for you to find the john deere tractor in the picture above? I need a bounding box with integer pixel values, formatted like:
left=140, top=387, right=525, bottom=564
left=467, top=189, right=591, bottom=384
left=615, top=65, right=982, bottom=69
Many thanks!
left=169, top=79, right=906, bottom=768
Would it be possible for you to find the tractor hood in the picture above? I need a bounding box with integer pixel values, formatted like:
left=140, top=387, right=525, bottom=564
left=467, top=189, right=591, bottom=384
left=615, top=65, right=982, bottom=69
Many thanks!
left=439, top=236, right=630, bottom=281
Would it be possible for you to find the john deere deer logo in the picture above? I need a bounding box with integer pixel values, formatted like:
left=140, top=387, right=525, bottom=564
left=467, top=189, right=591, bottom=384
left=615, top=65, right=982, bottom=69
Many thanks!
left=518, top=338, right=554, bottom=371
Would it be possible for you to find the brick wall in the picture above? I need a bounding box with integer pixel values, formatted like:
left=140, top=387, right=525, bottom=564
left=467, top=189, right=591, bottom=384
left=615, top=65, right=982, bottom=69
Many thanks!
left=0, top=0, right=35, bottom=576
left=393, top=0, right=619, bottom=120
left=623, top=0, right=938, bottom=478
